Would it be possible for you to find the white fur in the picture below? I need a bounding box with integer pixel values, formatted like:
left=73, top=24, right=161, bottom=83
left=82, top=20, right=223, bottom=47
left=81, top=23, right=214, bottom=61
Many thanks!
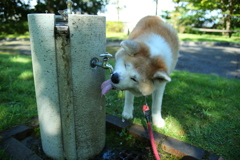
left=144, top=34, right=172, bottom=72
left=112, top=16, right=179, bottom=128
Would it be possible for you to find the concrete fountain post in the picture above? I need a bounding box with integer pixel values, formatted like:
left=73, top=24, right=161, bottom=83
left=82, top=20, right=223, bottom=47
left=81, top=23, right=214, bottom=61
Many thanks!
left=28, top=13, right=106, bottom=160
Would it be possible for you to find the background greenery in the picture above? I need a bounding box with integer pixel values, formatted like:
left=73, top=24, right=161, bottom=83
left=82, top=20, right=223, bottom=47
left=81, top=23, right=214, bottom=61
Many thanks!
left=163, top=0, right=240, bottom=37
left=0, top=0, right=109, bottom=34
left=106, top=21, right=125, bottom=33
left=1, top=0, right=240, bottom=37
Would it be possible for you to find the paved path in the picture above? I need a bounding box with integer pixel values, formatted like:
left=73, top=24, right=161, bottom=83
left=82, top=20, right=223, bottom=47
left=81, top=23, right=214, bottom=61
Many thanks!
left=1, top=40, right=239, bottom=79
left=0, top=40, right=31, bottom=55
left=177, top=43, right=240, bottom=79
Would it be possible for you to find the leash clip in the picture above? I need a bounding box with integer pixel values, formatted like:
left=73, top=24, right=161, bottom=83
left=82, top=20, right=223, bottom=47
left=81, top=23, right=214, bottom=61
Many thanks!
left=142, top=104, right=151, bottom=123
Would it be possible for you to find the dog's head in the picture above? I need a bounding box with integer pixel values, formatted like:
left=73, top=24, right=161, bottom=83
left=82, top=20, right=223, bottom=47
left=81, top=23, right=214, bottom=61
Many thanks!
left=111, top=40, right=171, bottom=96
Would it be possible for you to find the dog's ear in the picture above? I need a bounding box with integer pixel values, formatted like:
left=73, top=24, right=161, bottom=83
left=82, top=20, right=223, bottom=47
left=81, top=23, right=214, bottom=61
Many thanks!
left=153, top=71, right=171, bottom=82
left=120, top=40, right=140, bottom=56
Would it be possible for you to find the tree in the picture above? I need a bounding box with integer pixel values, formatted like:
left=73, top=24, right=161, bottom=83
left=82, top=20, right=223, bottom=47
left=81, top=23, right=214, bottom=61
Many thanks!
left=34, top=0, right=109, bottom=15
left=0, top=0, right=30, bottom=34
left=0, top=0, right=109, bottom=34
left=161, top=2, right=210, bottom=33
left=154, top=0, right=158, bottom=15
left=111, top=0, right=125, bottom=21
left=172, top=0, right=240, bottom=36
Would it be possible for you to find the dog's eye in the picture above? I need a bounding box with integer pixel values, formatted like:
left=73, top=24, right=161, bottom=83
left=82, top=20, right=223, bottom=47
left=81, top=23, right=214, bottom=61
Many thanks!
left=124, top=63, right=130, bottom=68
left=131, top=77, right=137, bottom=82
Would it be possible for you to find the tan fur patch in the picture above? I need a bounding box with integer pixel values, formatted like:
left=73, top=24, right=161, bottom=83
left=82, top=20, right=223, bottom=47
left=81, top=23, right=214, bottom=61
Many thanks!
left=128, top=16, right=179, bottom=72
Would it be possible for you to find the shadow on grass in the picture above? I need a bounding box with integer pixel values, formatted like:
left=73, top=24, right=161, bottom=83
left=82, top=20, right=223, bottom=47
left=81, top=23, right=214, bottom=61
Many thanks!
left=0, top=53, right=37, bottom=131
left=105, top=70, right=240, bottom=159
left=104, top=45, right=240, bottom=159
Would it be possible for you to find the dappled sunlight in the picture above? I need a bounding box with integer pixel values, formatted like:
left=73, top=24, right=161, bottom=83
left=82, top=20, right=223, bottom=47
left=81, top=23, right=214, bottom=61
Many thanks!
left=10, top=55, right=31, bottom=63
left=18, top=70, right=33, bottom=80
left=118, top=90, right=125, bottom=99
left=0, top=53, right=37, bottom=131
left=160, top=115, right=187, bottom=141
left=230, top=60, right=238, bottom=64
left=106, top=32, right=128, bottom=40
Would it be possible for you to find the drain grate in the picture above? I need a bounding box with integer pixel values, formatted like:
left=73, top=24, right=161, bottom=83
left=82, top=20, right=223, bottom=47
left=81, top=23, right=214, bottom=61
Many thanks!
left=116, top=150, right=143, bottom=160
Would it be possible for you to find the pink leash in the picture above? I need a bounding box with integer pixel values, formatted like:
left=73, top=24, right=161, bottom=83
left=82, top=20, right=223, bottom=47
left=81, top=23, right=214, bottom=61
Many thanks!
left=142, top=105, right=161, bottom=160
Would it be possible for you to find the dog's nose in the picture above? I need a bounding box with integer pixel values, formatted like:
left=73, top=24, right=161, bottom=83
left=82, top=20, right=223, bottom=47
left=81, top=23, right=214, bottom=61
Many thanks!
left=111, top=73, right=119, bottom=84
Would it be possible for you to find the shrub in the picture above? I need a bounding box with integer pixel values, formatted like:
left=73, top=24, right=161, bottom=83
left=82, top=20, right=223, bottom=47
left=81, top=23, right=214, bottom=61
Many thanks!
left=106, top=21, right=124, bottom=33
left=0, top=21, right=29, bottom=34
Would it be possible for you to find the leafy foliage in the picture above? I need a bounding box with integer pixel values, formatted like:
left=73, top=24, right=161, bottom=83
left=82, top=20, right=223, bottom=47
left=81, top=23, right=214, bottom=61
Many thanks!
left=162, top=0, right=240, bottom=36
left=0, top=0, right=30, bottom=34
left=33, top=0, right=108, bottom=15
left=0, top=0, right=109, bottom=34
left=106, top=21, right=124, bottom=33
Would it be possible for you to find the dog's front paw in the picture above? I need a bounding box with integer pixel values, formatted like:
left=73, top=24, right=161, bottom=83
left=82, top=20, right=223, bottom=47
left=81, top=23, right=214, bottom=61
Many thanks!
left=122, top=110, right=133, bottom=120
left=152, top=117, right=165, bottom=128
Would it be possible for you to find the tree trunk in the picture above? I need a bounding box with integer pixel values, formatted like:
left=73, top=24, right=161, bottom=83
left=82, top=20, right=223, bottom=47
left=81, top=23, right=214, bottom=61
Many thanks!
left=47, top=0, right=54, bottom=13
left=155, top=0, right=158, bottom=15
left=225, top=14, right=232, bottom=37
left=222, top=0, right=233, bottom=37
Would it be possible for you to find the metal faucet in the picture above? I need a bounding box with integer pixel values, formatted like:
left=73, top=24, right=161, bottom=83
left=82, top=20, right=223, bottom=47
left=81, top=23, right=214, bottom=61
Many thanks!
left=91, top=53, right=113, bottom=73
left=58, top=0, right=73, bottom=20
left=66, top=0, right=73, bottom=14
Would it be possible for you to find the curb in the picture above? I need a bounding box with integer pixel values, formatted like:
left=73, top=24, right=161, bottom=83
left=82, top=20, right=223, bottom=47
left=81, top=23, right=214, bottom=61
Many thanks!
left=0, top=138, right=42, bottom=160
left=0, top=125, right=42, bottom=160
left=106, top=114, right=221, bottom=160
left=0, top=118, right=42, bottom=160
left=0, top=115, right=222, bottom=160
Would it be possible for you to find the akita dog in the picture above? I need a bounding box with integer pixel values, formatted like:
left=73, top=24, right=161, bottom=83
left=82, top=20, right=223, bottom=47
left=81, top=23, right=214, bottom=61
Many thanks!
left=102, top=16, right=179, bottom=128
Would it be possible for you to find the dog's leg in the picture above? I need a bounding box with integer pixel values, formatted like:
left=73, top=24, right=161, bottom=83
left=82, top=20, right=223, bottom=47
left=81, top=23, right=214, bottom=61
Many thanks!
left=152, top=82, right=167, bottom=128
left=122, top=91, right=134, bottom=119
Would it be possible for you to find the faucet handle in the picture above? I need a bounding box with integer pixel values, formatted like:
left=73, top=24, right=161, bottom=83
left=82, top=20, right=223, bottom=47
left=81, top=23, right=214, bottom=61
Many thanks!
left=100, top=52, right=112, bottom=58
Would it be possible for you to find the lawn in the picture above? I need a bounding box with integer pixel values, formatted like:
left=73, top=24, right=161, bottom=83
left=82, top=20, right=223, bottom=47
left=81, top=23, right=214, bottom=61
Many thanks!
left=179, top=33, right=240, bottom=43
left=0, top=53, right=37, bottom=131
left=1, top=32, right=240, bottom=44
left=0, top=32, right=30, bottom=39
left=1, top=30, right=240, bottom=159
left=105, top=70, right=240, bottom=159
left=0, top=50, right=239, bottom=159
left=106, top=32, right=240, bottom=44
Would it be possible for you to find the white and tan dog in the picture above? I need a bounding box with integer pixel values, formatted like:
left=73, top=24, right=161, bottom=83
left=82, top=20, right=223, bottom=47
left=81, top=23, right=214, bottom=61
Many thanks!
left=102, top=16, right=179, bottom=128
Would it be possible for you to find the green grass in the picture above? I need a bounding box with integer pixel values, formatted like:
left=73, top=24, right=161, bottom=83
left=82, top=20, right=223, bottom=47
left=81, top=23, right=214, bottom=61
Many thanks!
left=106, top=32, right=129, bottom=40
left=0, top=52, right=37, bottom=131
left=106, top=44, right=240, bottom=159
left=179, top=33, right=240, bottom=43
left=1, top=31, right=240, bottom=159
left=1, top=48, right=240, bottom=159
left=106, top=32, right=240, bottom=44
left=1, top=32, right=239, bottom=44
left=0, top=32, right=30, bottom=39
left=105, top=70, right=240, bottom=159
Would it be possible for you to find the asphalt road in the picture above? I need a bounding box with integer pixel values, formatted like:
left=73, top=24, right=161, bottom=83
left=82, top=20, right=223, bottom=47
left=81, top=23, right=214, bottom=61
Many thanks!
left=177, top=42, right=240, bottom=79
left=0, top=40, right=239, bottom=80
